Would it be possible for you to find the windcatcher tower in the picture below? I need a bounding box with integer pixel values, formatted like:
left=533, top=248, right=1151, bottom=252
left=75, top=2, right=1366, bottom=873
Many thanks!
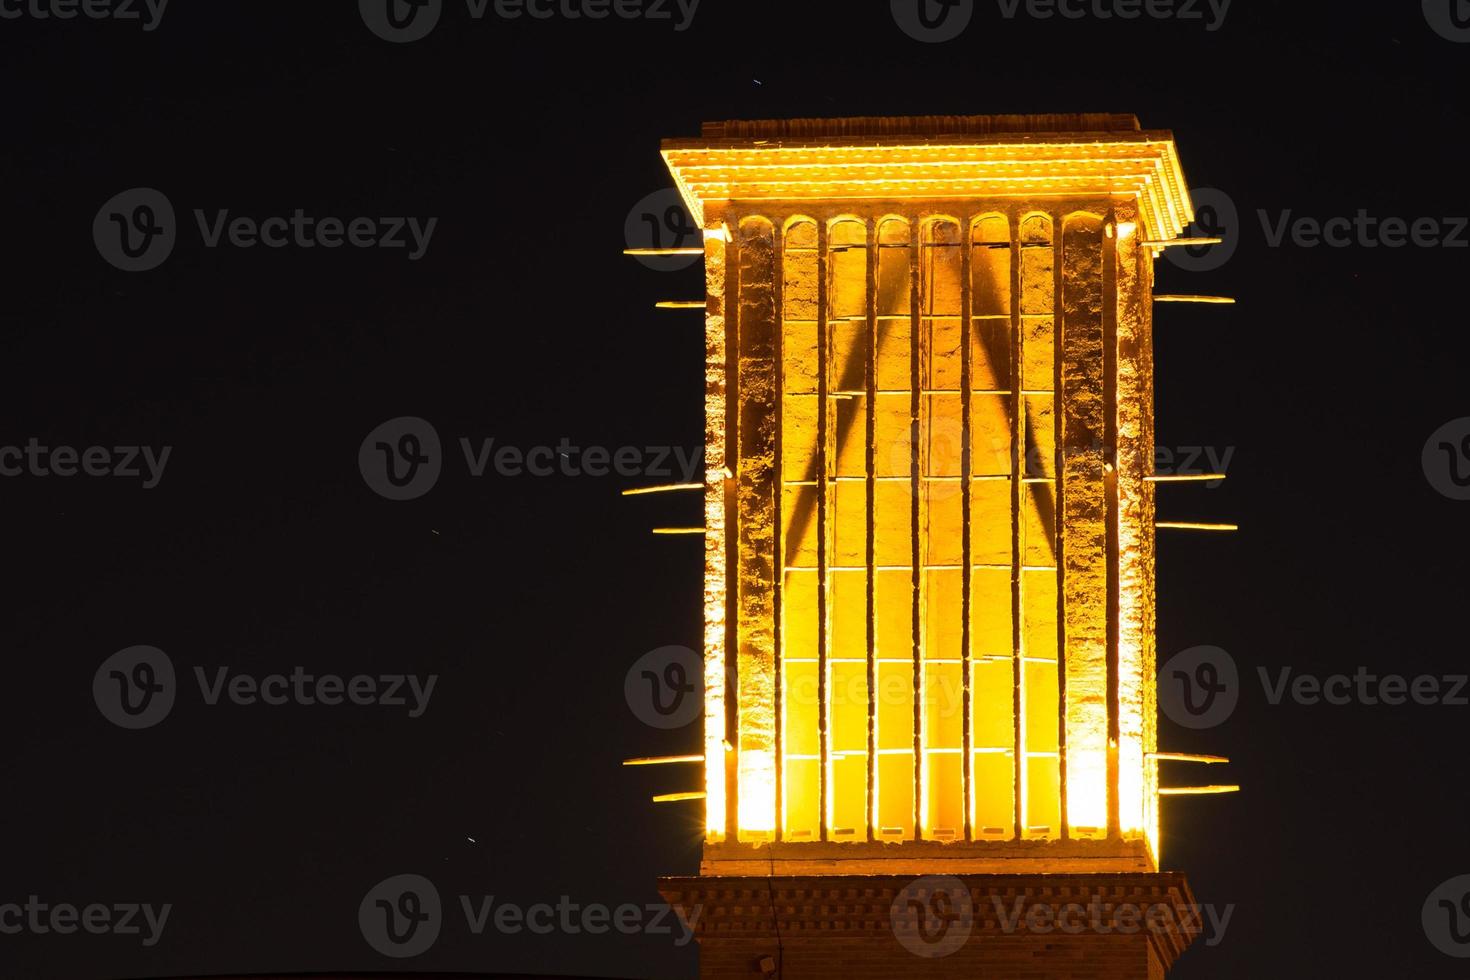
left=654, top=114, right=1213, bottom=979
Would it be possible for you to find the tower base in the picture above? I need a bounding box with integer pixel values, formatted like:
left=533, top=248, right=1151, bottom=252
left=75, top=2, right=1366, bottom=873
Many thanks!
left=660, top=871, right=1199, bottom=980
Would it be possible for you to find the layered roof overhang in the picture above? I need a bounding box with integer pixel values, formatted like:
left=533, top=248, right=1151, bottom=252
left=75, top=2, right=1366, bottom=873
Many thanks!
left=663, top=113, right=1194, bottom=242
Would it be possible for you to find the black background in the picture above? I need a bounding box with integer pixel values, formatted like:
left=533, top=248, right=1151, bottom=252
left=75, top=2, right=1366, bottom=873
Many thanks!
left=2, top=1, right=1469, bottom=977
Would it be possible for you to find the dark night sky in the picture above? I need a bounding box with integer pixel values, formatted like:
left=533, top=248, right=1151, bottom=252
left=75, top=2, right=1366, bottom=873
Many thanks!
left=2, top=1, right=1469, bottom=978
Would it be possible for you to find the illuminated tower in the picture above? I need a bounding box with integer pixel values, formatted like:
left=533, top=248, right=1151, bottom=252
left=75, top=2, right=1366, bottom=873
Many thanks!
left=653, top=114, right=1221, bottom=979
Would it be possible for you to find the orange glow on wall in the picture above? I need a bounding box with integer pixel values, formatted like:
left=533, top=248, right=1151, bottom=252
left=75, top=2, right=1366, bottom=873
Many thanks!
left=666, top=114, right=1194, bottom=874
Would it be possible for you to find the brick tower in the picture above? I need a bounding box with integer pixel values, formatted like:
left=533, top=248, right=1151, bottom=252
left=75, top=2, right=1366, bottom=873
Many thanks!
left=654, top=114, right=1211, bottom=978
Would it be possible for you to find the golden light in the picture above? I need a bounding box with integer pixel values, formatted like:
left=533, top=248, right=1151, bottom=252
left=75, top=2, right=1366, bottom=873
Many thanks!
left=657, top=113, right=1230, bottom=877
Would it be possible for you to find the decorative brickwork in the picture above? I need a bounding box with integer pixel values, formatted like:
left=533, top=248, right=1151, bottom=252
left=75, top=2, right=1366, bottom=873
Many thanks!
left=660, top=873, right=1198, bottom=979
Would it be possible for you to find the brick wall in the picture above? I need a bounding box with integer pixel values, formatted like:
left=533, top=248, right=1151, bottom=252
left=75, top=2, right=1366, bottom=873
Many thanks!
left=661, top=872, right=1195, bottom=980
